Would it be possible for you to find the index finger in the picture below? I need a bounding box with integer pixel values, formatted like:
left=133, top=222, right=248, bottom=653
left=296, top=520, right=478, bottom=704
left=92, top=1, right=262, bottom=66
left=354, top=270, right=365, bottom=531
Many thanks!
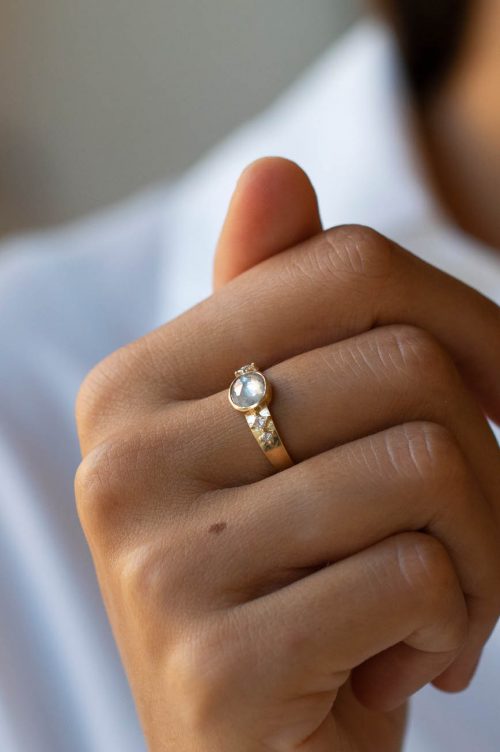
left=77, top=224, right=500, bottom=454
left=151, top=224, right=500, bottom=420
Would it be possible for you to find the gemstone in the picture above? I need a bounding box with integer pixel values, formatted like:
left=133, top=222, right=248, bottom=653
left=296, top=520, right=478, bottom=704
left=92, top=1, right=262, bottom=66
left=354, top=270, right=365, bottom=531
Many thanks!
left=230, top=371, right=266, bottom=409
left=235, top=363, right=257, bottom=376
left=260, top=431, right=278, bottom=449
left=248, top=412, right=269, bottom=430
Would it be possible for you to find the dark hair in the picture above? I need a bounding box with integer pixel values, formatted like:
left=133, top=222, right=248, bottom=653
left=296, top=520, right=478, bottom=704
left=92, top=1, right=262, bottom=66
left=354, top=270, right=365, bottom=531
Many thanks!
left=387, top=0, right=472, bottom=99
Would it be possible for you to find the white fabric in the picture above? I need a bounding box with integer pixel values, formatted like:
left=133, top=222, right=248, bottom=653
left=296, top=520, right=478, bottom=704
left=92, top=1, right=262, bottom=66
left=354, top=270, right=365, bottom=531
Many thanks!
left=1, top=18, right=499, bottom=752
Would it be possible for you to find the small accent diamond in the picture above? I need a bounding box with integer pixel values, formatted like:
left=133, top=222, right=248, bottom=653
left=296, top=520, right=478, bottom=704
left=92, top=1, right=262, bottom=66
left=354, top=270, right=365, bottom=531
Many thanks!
left=253, top=415, right=269, bottom=430
left=260, top=431, right=279, bottom=450
left=235, top=363, right=257, bottom=377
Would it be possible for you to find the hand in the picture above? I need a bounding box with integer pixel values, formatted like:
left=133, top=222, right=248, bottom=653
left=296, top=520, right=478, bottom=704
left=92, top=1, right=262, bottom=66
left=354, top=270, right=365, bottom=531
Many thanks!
left=75, top=159, right=500, bottom=752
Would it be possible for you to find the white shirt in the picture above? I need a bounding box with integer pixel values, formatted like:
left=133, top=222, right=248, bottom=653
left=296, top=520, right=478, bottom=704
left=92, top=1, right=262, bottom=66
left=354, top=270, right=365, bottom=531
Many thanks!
left=1, top=19, right=499, bottom=752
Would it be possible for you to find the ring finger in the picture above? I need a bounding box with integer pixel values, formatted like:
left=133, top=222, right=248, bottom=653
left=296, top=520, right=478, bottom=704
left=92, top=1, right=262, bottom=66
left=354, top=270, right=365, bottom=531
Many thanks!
left=181, top=323, right=500, bottom=505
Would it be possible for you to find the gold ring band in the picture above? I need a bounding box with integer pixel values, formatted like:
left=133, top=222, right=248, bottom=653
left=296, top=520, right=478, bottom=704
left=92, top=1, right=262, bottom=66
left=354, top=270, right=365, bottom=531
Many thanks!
left=228, top=363, right=294, bottom=471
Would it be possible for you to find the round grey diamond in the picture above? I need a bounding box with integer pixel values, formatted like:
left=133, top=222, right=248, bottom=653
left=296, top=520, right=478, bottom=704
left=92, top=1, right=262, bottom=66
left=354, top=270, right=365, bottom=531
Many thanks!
left=230, top=372, right=266, bottom=409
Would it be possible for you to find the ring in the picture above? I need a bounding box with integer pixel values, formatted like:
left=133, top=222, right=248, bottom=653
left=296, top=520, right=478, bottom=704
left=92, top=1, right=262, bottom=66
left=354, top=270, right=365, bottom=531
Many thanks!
left=228, top=363, right=294, bottom=471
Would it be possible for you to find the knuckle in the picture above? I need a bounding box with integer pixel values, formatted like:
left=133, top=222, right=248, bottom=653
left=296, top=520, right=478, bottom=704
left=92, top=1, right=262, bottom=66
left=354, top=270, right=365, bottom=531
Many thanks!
left=75, top=412, right=193, bottom=540
left=74, top=436, right=128, bottom=533
left=75, top=339, right=160, bottom=440
left=377, top=324, right=454, bottom=382
left=167, top=619, right=242, bottom=731
left=114, top=544, right=215, bottom=683
left=75, top=348, right=130, bottom=436
left=385, top=421, right=465, bottom=485
left=397, top=532, right=455, bottom=597
left=396, top=532, right=468, bottom=649
left=75, top=425, right=166, bottom=530
left=118, top=540, right=174, bottom=610
left=320, top=224, right=393, bottom=282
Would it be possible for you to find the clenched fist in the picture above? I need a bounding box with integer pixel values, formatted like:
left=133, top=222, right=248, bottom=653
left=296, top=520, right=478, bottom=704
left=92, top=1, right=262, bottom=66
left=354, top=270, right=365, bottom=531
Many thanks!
left=75, top=159, right=500, bottom=752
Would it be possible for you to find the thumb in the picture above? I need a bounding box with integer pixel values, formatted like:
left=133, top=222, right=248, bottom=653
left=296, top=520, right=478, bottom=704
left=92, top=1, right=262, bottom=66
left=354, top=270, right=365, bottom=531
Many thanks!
left=213, top=156, right=322, bottom=291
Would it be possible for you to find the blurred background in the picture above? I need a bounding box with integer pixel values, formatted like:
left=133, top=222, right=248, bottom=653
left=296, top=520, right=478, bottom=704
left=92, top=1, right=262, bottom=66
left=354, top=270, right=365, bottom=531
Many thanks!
left=0, top=0, right=360, bottom=237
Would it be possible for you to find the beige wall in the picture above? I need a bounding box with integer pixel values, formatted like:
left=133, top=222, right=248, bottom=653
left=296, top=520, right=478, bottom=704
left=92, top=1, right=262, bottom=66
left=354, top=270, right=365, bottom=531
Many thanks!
left=0, top=1, right=359, bottom=235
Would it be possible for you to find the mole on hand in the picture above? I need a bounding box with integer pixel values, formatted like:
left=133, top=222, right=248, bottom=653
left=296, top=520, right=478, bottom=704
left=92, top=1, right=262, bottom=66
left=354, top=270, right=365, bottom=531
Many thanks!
left=208, top=522, right=227, bottom=534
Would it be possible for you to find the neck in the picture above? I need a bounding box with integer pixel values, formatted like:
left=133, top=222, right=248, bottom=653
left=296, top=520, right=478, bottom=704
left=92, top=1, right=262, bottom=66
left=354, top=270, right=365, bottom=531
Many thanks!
left=417, top=1, right=500, bottom=251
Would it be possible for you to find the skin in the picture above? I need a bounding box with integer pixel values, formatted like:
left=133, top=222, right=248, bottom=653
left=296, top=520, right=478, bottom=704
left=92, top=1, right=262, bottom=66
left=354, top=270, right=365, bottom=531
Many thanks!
left=75, top=156, right=500, bottom=751
left=408, top=0, right=500, bottom=251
